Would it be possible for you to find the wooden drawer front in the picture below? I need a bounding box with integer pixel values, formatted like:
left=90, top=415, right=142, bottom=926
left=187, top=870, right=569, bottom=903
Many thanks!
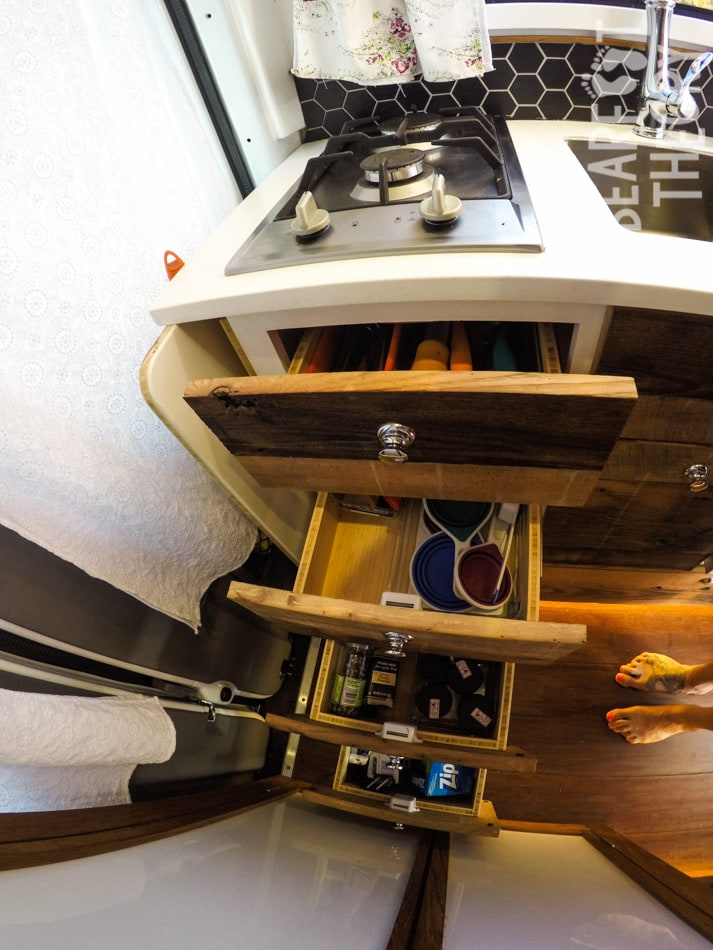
left=309, top=641, right=514, bottom=751
left=333, top=746, right=487, bottom=821
left=620, top=395, right=713, bottom=445
left=543, top=478, right=713, bottom=571
left=545, top=401, right=713, bottom=571
left=301, top=786, right=500, bottom=835
left=184, top=370, right=637, bottom=507
left=265, top=712, right=536, bottom=773
left=597, top=307, right=713, bottom=399
left=227, top=494, right=587, bottom=664
left=603, top=440, right=713, bottom=484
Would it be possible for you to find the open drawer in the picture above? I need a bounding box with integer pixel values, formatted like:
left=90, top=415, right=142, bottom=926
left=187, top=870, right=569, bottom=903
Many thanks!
left=227, top=493, right=587, bottom=667
left=184, top=322, right=637, bottom=507
left=302, top=781, right=500, bottom=835
left=229, top=492, right=583, bottom=768
left=228, top=489, right=584, bottom=834
left=309, top=642, right=514, bottom=752
left=330, top=746, right=491, bottom=832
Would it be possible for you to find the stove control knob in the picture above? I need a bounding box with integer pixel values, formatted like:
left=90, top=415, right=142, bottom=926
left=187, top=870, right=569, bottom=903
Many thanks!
left=419, top=174, right=462, bottom=225
left=291, top=191, right=331, bottom=237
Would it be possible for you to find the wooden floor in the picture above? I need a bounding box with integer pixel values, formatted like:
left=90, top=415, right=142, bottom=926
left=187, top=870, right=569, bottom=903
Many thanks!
left=485, top=601, right=713, bottom=879
left=288, top=600, right=713, bottom=881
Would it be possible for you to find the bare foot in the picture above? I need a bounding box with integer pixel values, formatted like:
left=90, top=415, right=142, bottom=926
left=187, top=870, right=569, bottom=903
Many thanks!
left=606, top=705, right=689, bottom=743
left=615, top=652, right=691, bottom=694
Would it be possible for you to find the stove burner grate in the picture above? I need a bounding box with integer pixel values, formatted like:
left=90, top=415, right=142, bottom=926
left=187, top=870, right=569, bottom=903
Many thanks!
left=360, top=147, right=426, bottom=183
left=275, top=108, right=513, bottom=219
left=224, top=108, right=543, bottom=276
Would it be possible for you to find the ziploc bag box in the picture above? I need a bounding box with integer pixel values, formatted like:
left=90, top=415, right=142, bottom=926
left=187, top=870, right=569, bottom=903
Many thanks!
left=407, top=760, right=475, bottom=798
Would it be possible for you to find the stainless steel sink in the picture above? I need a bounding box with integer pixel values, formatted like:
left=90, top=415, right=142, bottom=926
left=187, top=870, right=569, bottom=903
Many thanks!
left=568, top=138, right=713, bottom=241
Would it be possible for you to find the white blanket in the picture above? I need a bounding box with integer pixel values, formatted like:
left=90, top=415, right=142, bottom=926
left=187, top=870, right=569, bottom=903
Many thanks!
left=0, top=1, right=255, bottom=630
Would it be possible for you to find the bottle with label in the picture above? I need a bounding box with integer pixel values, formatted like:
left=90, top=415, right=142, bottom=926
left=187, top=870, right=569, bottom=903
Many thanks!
left=365, top=653, right=401, bottom=709
left=331, top=642, right=371, bottom=716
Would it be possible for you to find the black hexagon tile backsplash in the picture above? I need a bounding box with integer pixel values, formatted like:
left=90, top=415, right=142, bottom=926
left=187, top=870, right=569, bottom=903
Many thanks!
left=292, top=41, right=713, bottom=140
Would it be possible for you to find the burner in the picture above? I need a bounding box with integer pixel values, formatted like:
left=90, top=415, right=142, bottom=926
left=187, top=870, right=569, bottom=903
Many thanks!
left=360, top=147, right=426, bottom=184
left=349, top=169, right=435, bottom=204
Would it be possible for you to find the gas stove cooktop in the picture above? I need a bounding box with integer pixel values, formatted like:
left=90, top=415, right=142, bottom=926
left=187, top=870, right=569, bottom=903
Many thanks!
left=225, top=110, right=543, bottom=277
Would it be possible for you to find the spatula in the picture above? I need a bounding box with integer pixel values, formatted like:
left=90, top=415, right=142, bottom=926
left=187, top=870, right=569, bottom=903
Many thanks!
left=491, top=504, right=519, bottom=604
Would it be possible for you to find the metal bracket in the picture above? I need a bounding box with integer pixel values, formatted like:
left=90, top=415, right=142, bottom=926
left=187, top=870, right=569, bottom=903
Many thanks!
left=195, top=699, right=216, bottom=722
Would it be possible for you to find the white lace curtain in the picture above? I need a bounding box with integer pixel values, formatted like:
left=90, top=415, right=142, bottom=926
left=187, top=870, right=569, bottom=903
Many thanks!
left=292, top=0, right=493, bottom=84
left=0, top=1, right=256, bottom=629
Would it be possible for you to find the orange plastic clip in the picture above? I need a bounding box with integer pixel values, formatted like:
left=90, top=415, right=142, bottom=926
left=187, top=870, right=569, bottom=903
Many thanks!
left=164, top=250, right=185, bottom=281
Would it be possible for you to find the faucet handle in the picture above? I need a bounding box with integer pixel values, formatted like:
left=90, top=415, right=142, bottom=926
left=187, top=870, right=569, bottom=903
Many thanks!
left=683, top=50, right=713, bottom=86
left=667, top=50, right=713, bottom=119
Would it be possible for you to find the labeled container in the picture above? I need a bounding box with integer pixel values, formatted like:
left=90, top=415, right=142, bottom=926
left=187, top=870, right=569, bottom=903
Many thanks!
left=330, top=642, right=371, bottom=716
left=365, top=654, right=401, bottom=709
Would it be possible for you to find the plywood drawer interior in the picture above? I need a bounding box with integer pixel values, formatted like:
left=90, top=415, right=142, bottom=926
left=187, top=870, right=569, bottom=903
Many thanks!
left=295, top=493, right=539, bottom=623
left=310, top=640, right=514, bottom=751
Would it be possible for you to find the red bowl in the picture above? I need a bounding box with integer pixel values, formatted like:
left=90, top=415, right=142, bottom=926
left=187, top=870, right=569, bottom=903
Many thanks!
left=455, top=543, right=512, bottom=611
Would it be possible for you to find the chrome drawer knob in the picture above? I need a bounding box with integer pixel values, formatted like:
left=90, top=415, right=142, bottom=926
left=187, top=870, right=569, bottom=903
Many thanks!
left=383, top=632, right=413, bottom=658
left=377, top=423, right=415, bottom=463
left=684, top=463, right=709, bottom=492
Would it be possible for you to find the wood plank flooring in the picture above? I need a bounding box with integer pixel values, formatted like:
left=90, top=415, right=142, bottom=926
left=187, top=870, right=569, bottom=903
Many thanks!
left=485, top=602, right=713, bottom=879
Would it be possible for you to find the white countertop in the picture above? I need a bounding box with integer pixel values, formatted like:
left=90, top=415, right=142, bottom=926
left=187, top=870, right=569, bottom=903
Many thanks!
left=150, top=120, right=713, bottom=328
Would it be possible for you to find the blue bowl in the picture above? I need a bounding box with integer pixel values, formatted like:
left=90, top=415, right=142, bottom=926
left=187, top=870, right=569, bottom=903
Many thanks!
left=410, top=531, right=471, bottom=613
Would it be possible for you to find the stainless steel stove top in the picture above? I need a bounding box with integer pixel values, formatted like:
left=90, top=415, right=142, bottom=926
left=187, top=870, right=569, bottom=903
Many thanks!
left=225, top=110, right=543, bottom=276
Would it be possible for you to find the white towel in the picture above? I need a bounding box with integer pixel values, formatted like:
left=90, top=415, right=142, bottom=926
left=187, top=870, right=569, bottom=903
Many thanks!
left=0, top=691, right=176, bottom=812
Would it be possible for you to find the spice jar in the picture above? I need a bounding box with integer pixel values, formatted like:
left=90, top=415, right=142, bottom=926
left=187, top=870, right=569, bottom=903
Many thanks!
left=331, top=642, right=371, bottom=716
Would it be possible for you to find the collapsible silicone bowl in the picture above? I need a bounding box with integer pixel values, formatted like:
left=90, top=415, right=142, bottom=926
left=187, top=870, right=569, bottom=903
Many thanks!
left=410, top=531, right=472, bottom=613
left=423, top=499, right=493, bottom=552
left=454, top=542, right=513, bottom=613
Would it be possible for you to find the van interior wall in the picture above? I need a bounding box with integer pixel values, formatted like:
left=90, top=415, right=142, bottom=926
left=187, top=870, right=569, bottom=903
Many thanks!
left=0, top=523, right=196, bottom=668
left=0, top=523, right=294, bottom=691
left=0, top=645, right=271, bottom=798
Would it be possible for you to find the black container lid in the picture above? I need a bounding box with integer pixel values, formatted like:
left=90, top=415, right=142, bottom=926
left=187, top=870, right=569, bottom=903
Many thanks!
left=457, top=694, right=496, bottom=737
left=447, top=658, right=485, bottom=695
left=415, top=682, right=453, bottom=720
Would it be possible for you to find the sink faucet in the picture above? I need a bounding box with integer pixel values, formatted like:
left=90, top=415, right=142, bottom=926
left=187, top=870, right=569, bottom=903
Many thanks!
left=634, top=0, right=713, bottom=138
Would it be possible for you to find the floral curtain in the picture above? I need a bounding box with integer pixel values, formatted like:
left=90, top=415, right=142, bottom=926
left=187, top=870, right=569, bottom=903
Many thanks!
left=292, top=0, right=493, bottom=84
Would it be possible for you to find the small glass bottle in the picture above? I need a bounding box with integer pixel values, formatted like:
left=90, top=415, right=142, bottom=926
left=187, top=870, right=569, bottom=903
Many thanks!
left=331, top=642, right=371, bottom=716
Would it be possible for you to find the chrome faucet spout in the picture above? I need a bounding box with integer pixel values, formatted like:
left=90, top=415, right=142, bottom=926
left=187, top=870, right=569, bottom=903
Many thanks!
left=634, top=0, right=713, bottom=138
